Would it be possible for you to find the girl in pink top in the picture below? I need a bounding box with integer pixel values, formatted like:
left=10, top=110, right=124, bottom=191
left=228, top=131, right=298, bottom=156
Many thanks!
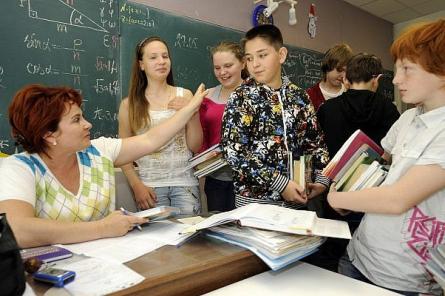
left=199, top=41, right=246, bottom=212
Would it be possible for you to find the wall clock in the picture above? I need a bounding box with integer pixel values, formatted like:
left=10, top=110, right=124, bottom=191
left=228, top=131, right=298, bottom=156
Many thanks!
left=252, top=5, right=274, bottom=26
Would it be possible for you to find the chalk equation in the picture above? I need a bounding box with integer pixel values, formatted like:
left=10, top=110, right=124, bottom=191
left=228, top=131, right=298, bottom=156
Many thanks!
left=174, top=33, right=198, bottom=49
left=120, top=3, right=155, bottom=28
left=95, top=57, right=118, bottom=75
left=92, top=107, right=118, bottom=121
left=20, top=0, right=111, bottom=33
left=93, top=78, right=119, bottom=96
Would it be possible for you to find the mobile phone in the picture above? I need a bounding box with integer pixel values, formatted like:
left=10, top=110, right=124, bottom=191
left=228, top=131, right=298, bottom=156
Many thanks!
left=32, top=267, right=76, bottom=287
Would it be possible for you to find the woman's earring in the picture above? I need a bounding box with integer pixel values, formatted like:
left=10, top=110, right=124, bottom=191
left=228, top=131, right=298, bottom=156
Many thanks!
left=53, top=141, right=57, bottom=146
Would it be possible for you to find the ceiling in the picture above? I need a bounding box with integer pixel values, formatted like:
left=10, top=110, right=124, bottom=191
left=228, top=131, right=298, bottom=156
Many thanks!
left=342, top=0, right=445, bottom=24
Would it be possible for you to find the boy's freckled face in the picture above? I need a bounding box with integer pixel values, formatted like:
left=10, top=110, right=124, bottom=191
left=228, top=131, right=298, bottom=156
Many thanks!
left=244, top=37, right=285, bottom=89
left=393, top=59, right=445, bottom=109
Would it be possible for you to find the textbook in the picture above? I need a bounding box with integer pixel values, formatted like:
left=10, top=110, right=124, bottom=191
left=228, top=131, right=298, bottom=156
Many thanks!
left=20, top=245, right=73, bottom=263
left=292, top=155, right=313, bottom=194
left=186, top=143, right=228, bottom=177
left=334, top=147, right=386, bottom=192
left=323, top=130, right=384, bottom=182
left=183, top=203, right=351, bottom=239
left=127, top=206, right=180, bottom=221
left=206, top=224, right=324, bottom=270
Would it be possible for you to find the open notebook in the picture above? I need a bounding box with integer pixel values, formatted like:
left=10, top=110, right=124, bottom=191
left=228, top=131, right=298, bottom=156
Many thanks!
left=182, top=203, right=351, bottom=239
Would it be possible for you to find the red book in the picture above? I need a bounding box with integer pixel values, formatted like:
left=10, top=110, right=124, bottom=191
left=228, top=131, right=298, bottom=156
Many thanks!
left=323, top=130, right=384, bottom=180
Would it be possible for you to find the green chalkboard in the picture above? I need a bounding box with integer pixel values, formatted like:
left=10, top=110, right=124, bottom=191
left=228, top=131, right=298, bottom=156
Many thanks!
left=283, top=47, right=394, bottom=101
left=120, top=1, right=393, bottom=100
left=283, top=46, right=324, bottom=89
left=0, top=0, right=120, bottom=154
left=119, top=1, right=243, bottom=96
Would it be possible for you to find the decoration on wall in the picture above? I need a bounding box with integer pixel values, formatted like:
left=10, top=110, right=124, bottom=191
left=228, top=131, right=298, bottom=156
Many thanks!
left=252, top=4, right=274, bottom=26
left=253, top=0, right=298, bottom=26
left=307, top=3, right=317, bottom=39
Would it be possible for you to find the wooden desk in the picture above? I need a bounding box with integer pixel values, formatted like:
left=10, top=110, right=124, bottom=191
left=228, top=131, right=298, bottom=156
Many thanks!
left=28, top=235, right=269, bottom=296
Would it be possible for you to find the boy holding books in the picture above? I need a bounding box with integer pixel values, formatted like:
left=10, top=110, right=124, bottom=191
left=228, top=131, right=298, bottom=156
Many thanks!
left=221, top=24, right=329, bottom=209
left=328, top=19, right=445, bottom=295
left=310, top=53, right=401, bottom=272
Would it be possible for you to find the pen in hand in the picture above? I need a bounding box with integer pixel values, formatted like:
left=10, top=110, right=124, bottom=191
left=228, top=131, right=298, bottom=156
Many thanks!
left=120, top=207, right=143, bottom=231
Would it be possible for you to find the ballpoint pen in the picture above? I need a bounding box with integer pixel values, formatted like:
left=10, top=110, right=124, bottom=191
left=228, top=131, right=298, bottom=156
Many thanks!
left=120, top=207, right=142, bottom=231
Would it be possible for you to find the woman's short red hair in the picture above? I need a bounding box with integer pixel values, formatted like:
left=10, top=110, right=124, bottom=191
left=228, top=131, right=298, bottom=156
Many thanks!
left=390, top=19, right=445, bottom=76
left=8, top=84, right=82, bottom=155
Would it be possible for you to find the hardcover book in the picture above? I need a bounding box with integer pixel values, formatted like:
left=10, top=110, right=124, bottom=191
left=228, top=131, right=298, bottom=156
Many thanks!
left=323, top=130, right=384, bottom=181
left=20, top=245, right=73, bottom=263
left=186, top=143, right=228, bottom=177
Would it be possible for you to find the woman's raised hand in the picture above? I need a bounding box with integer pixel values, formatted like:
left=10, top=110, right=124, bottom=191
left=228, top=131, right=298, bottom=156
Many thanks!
left=188, top=83, right=209, bottom=112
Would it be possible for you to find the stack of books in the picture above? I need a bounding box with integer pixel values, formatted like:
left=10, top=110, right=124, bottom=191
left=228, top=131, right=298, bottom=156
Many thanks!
left=206, top=224, right=324, bottom=270
left=426, top=244, right=445, bottom=289
left=322, top=130, right=388, bottom=192
left=182, top=203, right=351, bottom=270
left=186, top=144, right=228, bottom=178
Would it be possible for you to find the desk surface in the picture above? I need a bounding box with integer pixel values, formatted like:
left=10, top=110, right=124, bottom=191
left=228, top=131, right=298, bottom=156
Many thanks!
left=28, top=235, right=268, bottom=296
left=205, top=261, right=401, bottom=296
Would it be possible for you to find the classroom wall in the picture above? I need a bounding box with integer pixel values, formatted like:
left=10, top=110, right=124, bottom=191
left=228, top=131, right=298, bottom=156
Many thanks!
left=393, top=10, right=445, bottom=38
left=129, top=0, right=394, bottom=68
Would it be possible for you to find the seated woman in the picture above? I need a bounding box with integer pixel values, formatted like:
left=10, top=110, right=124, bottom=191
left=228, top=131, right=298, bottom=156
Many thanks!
left=0, top=83, right=207, bottom=248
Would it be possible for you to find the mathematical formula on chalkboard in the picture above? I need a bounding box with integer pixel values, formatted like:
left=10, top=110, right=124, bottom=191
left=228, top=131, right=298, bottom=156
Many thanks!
left=0, top=0, right=120, bottom=153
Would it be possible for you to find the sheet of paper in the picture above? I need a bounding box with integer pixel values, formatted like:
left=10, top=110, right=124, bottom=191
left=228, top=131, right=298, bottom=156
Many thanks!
left=60, top=221, right=194, bottom=263
left=56, top=257, right=144, bottom=296
left=177, top=216, right=205, bottom=225
left=312, top=218, right=351, bottom=239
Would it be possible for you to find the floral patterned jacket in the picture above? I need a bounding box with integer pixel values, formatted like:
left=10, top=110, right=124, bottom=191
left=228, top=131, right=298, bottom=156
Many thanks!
left=221, top=76, right=329, bottom=207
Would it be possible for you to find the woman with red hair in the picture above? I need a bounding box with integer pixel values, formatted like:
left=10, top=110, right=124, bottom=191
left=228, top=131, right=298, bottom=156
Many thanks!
left=0, top=83, right=207, bottom=248
left=328, top=19, right=445, bottom=295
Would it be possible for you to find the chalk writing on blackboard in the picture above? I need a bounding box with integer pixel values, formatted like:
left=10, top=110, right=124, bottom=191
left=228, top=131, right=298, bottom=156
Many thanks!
left=26, top=0, right=109, bottom=33
left=174, top=33, right=198, bottom=49
left=0, top=139, right=10, bottom=150
left=0, top=65, right=4, bottom=88
left=120, top=3, right=155, bottom=28
left=93, top=79, right=119, bottom=96
left=93, top=107, right=118, bottom=121
left=95, top=57, right=118, bottom=75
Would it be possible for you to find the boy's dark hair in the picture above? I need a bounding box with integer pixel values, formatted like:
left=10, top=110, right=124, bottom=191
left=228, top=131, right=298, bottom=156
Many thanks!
left=241, top=24, right=283, bottom=50
left=346, top=53, right=383, bottom=84
left=320, top=44, right=353, bottom=78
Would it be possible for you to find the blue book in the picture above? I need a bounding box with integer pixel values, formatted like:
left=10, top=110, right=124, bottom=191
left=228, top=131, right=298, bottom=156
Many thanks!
left=20, top=245, right=73, bottom=263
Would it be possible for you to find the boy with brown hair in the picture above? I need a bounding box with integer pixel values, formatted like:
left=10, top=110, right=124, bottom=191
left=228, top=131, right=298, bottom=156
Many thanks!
left=221, top=24, right=329, bottom=209
left=306, top=44, right=353, bottom=111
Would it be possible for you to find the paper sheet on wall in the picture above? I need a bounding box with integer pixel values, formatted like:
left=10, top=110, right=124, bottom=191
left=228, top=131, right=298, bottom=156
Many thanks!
left=59, top=221, right=194, bottom=263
